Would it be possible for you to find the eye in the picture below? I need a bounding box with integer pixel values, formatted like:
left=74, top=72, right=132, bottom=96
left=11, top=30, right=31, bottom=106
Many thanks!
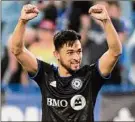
left=67, top=52, right=73, bottom=55
left=77, top=50, right=82, bottom=54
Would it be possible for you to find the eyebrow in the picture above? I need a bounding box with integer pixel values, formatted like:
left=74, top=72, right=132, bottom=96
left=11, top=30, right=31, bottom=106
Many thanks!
left=67, top=49, right=74, bottom=52
left=67, top=48, right=82, bottom=52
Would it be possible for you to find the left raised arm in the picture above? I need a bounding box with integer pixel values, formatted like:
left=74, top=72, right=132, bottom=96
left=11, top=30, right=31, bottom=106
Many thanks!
left=89, top=4, right=122, bottom=76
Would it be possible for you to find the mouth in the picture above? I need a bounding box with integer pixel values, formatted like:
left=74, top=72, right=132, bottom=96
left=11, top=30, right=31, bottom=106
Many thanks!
left=71, top=62, right=80, bottom=69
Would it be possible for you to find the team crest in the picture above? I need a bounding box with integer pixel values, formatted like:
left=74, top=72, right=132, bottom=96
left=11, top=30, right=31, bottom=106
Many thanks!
left=70, top=95, right=86, bottom=110
left=71, top=78, right=83, bottom=90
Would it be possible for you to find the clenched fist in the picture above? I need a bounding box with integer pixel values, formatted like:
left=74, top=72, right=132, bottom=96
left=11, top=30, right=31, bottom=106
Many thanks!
left=88, top=4, right=110, bottom=22
left=20, top=4, right=39, bottom=22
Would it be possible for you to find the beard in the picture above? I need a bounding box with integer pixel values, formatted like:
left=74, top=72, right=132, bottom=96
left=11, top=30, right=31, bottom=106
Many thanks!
left=59, top=59, right=79, bottom=74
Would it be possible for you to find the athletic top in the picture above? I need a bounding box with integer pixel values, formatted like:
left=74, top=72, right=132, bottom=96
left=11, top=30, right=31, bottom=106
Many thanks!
left=28, top=59, right=110, bottom=122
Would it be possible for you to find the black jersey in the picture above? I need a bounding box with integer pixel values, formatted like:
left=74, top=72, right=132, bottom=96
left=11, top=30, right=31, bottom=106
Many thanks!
left=28, top=59, right=110, bottom=122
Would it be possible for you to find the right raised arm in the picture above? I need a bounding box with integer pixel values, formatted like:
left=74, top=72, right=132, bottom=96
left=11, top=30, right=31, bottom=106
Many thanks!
left=9, top=4, right=39, bottom=74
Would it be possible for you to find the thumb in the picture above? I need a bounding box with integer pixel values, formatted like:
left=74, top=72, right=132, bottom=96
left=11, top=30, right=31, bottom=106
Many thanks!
left=33, top=7, right=40, bottom=14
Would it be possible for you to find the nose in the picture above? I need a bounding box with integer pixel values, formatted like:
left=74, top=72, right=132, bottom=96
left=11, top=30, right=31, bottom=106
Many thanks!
left=72, top=52, right=80, bottom=61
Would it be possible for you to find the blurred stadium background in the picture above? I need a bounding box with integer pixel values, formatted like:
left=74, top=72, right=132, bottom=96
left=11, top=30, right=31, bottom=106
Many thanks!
left=1, top=1, right=135, bottom=121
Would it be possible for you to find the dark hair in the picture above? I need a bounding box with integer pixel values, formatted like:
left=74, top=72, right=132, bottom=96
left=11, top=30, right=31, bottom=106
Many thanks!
left=53, top=30, right=81, bottom=51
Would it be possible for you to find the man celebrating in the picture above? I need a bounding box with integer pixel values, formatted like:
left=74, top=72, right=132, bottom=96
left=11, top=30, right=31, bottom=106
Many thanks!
left=10, top=4, right=122, bottom=122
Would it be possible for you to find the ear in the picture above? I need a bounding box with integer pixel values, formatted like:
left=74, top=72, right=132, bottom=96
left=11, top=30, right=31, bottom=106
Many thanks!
left=53, top=50, right=60, bottom=60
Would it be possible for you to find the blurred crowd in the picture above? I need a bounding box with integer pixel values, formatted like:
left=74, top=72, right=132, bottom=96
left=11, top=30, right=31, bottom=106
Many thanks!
left=1, top=1, right=135, bottom=86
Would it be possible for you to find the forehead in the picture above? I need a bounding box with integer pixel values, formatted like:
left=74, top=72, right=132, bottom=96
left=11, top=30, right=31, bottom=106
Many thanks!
left=62, top=40, right=82, bottom=51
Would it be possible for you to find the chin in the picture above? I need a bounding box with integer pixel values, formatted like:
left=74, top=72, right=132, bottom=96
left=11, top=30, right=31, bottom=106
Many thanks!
left=72, top=66, right=80, bottom=71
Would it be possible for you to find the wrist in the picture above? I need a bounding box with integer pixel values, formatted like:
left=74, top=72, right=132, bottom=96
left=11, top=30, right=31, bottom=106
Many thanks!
left=18, top=18, right=28, bottom=24
left=102, top=16, right=111, bottom=24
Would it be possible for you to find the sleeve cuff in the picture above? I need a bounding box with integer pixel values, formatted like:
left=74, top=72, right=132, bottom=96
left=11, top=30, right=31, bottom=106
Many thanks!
left=28, top=59, right=41, bottom=79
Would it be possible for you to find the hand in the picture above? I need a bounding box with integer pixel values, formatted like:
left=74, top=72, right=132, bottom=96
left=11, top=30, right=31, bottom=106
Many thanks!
left=20, top=4, right=39, bottom=22
left=88, top=4, right=110, bottom=22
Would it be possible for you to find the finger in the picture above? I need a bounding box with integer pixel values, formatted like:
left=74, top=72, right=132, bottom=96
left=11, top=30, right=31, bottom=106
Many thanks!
left=24, top=4, right=37, bottom=13
left=88, top=7, right=94, bottom=14
left=88, top=5, right=103, bottom=14
left=94, top=9, right=102, bottom=13
left=90, top=13, right=102, bottom=20
left=26, top=4, right=36, bottom=9
left=33, top=7, right=40, bottom=14
left=89, top=7, right=102, bottom=14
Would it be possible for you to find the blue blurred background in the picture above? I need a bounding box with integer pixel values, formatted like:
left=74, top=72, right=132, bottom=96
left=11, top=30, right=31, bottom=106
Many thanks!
left=1, top=1, right=135, bottom=121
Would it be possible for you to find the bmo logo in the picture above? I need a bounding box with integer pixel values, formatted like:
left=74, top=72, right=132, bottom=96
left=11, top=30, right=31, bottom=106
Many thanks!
left=47, top=95, right=86, bottom=111
left=47, top=98, right=68, bottom=107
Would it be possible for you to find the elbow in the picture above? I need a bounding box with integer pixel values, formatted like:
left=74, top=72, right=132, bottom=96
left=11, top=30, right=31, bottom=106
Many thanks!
left=109, top=47, right=122, bottom=58
left=117, top=40, right=123, bottom=56
left=115, top=47, right=122, bottom=57
left=117, top=44, right=123, bottom=57
left=114, top=49, right=122, bottom=57
left=8, top=39, right=21, bottom=56
left=118, top=48, right=122, bottom=56
left=116, top=51, right=122, bottom=58
left=111, top=42, right=123, bottom=57
left=8, top=37, right=24, bottom=56
left=10, top=43, right=24, bottom=56
left=11, top=46, right=23, bottom=56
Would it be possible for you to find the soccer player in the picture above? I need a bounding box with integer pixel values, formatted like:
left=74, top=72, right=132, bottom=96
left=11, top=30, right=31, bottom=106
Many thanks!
left=9, top=4, right=122, bottom=122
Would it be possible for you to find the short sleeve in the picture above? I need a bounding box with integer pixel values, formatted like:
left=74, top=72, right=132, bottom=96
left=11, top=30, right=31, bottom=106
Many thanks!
left=28, top=59, right=52, bottom=85
left=91, top=60, right=111, bottom=80
left=28, top=59, right=42, bottom=82
left=90, top=60, right=111, bottom=104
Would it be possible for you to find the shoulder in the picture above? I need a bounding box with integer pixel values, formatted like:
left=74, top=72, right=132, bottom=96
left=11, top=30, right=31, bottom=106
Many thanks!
left=76, top=64, right=96, bottom=75
left=37, top=59, right=55, bottom=74
left=82, top=63, right=96, bottom=70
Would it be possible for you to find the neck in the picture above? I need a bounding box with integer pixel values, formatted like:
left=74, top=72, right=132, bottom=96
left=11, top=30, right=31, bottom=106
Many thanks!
left=58, top=64, right=72, bottom=77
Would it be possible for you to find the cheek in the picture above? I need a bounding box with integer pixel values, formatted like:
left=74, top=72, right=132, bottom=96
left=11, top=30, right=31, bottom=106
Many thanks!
left=60, top=55, right=71, bottom=63
left=62, top=56, right=69, bottom=62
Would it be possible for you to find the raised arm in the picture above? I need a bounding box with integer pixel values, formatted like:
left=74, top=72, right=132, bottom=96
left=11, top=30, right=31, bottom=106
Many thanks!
left=9, top=4, right=39, bottom=74
left=89, top=4, right=122, bottom=76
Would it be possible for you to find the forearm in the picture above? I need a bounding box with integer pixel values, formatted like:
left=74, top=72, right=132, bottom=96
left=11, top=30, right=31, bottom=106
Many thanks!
left=103, top=19, right=122, bottom=56
left=10, top=19, right=27, bottom=55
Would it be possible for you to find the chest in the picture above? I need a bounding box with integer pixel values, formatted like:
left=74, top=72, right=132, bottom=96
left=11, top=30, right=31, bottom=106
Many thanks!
left=41, top=72, right=92, bottom=109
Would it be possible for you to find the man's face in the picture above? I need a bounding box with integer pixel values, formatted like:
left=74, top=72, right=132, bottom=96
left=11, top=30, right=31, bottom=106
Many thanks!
left=56, top=40, right=82, bottom=73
